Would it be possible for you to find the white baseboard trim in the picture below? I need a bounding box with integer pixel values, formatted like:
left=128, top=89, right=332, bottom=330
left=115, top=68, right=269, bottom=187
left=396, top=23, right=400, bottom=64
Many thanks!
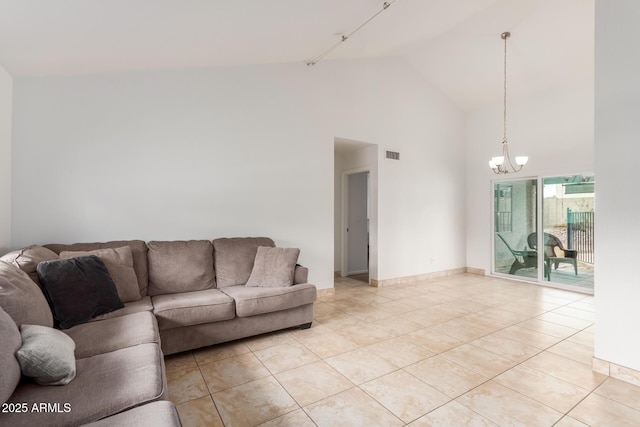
left=593, top=357, right=640, bottom=387
left=370, top=267, right=468, bottom=287
left=317, top=288, right=336, bottom=298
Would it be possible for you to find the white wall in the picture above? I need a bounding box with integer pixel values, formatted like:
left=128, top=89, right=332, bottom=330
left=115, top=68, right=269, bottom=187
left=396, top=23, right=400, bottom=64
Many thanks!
left=466, top=80, right=594, bottom=274
left=12, top=57, right=467, bottom=289
left=594, top=0, right=640, bottom=371
left=0, top=64, right=12, bottom=253
left=330, top=59, right=468, bottom=282
left=369, top=68, right=467, bottom=281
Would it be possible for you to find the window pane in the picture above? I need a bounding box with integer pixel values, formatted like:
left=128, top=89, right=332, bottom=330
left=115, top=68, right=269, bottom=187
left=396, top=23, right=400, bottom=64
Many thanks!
left=494, top=179, right=538, bottom=279
left=542, top=175, right=594, bottom=289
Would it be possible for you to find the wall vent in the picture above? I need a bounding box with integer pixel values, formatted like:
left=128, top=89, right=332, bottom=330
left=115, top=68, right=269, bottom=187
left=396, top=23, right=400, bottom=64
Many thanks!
left=385, top=150, right=400, bottom=160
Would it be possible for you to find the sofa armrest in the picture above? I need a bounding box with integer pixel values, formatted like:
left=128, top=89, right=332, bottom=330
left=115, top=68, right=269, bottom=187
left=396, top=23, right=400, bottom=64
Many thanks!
left=294, top=264, right=308, bottom=284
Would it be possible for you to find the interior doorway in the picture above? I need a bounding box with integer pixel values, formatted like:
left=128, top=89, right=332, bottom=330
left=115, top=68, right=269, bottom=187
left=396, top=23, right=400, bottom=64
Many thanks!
left=346, top=171, right=369, bottom=281
left=334, top=137, right=377, bottom=285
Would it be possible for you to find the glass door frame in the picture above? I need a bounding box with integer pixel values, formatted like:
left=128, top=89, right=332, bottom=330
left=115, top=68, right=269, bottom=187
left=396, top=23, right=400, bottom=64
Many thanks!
left=490, top=172, right=594, bottom=295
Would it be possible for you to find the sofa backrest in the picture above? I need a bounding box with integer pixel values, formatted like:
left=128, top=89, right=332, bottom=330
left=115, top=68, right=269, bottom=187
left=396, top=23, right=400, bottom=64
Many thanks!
left=146, top=240, right=216, bottom=296
left=45, top=240, right=150, bottom=297
left=213, top=237, right=275, bottom=287
left=0, top=260, right=54, bottom=328
left=0, top=245, right=59, bottom=288
left=7, top=237, right=281, bottom=296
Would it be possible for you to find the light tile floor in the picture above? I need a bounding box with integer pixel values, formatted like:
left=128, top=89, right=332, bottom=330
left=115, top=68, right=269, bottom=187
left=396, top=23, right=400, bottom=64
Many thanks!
left=165, top=274, right=640, bottom=427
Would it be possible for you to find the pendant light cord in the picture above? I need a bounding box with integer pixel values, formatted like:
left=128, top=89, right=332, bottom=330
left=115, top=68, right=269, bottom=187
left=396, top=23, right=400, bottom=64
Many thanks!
left=489, top=31, right=528, bottom=174
left=503, top=32, right=509, bottom=144
left=307, top=0, right=397, bottom=66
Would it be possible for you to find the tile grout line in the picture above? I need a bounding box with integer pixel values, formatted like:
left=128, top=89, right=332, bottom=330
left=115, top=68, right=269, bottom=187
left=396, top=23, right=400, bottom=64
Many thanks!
left=168, top=276, right=603, bottom=426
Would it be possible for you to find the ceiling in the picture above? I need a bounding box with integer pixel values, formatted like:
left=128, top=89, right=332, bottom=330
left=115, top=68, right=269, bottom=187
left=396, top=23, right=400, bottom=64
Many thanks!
left=0, top=0, right=593, bottom=111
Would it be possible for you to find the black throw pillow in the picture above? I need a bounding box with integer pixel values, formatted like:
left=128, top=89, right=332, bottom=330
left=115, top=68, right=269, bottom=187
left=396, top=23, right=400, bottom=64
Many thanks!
left=37, top=255, right=124, bottom=329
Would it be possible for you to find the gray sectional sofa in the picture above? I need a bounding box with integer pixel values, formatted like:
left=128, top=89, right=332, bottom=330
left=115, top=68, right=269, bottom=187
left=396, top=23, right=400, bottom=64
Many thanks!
left=0, top=237, right=317, bottom=427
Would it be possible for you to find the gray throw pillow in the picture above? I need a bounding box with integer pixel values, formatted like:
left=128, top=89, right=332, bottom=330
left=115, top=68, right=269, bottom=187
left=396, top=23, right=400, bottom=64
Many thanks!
left=60, top=246, right=141, bottom=303
left=213, top=237, right=275, bottom=287
left=15, top=324, right=76, bottom=386
left=0, top=306, right=22, bottom=404
left=245, top=247, right=300, bottom=288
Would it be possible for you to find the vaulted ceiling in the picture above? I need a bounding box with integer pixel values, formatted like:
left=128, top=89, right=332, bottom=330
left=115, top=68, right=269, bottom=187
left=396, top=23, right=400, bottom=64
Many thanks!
left=0, top=0, right=593, bottom=111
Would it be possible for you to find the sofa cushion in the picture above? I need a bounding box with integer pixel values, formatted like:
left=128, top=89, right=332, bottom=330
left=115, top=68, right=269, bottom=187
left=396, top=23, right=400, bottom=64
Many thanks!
left=152, top=289, right=235, bottom=331
left=1, top=343, right=165, bottom=427
left=16, top=324, right=76, bottom=386
left=246, top=246, right=300, bottom=288
left=0, top=306, right=21, bottom=405
left=0, top=260, right=53, bottom=327
left=80, top=401, right=181, bottom=427
left=45, top=240, right=150, bottom=297
left=89, top=296, right=154, bottom=322
left=220, top=284, right=317, bottom=317
left=64, top=311, right=160, bottom=359
left=213, top=237, right=275, bottom=287
left=37, top=256, right=124, bottom=329
left=60, top=246, right=141, bottom=303
left=147, top=240, right=216, bottom=296
left=0, top=245, right=60, bottom=288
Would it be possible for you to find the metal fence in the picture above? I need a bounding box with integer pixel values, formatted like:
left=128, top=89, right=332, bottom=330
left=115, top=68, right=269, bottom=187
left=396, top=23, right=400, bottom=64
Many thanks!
left=567, top=209, right=594, bottom=264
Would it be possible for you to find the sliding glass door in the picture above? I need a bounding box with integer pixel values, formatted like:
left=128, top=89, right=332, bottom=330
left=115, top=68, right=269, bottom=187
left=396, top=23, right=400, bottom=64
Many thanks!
left=493, top=175, right=594, bottom=292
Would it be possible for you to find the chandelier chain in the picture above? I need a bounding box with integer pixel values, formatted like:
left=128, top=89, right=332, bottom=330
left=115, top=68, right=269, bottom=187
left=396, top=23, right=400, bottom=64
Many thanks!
left=503, top=32, right=508, bottom=143
left=489, top=31, right=527, bottom=174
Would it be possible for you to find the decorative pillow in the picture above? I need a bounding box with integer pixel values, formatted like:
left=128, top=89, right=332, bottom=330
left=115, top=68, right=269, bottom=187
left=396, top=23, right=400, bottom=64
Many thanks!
left=213, top=237, right=275, bottom=287
left=46, top=240, right=150, bottom=297
left=245, top=247, right=300, bottom=288
left=37, top=256, right=124, bottom=329
left=147, top=240, right=216, bottom=296
left=0, top=306, right=22, bottom=404
left=15, top=324, right=76, bottom=386
left=60, top=246, right=141, bottom=303
left=0, top=260, right=54, bottom=327
left=0, top=245, right=59, bottom=288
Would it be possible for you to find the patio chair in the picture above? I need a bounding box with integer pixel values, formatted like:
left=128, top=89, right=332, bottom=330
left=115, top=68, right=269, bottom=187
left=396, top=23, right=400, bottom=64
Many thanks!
left=527, top=232, right=578, bottom=279
left=496, top=233, right=543, bottom=277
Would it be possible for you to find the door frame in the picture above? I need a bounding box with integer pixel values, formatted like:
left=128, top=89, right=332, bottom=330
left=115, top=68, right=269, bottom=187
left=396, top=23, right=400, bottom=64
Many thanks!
left=341, top=167, right=370, bottom=278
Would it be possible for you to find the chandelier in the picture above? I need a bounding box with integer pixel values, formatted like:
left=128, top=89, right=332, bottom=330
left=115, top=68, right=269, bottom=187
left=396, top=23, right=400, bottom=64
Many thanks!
left=488, top=32, right=528, bottom=174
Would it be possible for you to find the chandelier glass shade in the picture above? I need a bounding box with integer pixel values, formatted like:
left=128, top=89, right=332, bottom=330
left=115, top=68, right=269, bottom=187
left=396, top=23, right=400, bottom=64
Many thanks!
left=489, top=32, right=528, bottom=174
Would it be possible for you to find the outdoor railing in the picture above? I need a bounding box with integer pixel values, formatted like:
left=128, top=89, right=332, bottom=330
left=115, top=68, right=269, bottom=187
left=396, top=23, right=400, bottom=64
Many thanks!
left=567, top=209, right=594, bottom=264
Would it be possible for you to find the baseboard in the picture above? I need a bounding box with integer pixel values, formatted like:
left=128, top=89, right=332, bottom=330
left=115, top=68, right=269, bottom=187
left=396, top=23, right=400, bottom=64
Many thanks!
left=593, top=357, right=640, bottom=387
left=317, top=288, right=336, bottom=298
left=466, top=267, right=486, bottom=275
left=334, top=271, right=341, bottom=278
left=370, top=267, right=468, bottom=287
